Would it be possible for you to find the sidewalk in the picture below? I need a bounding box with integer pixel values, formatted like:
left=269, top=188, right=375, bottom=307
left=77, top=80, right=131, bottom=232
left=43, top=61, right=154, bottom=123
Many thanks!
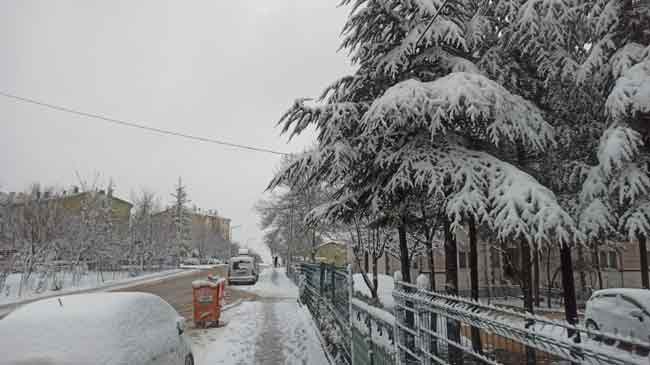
left=189, top=268, right=329, bottom=365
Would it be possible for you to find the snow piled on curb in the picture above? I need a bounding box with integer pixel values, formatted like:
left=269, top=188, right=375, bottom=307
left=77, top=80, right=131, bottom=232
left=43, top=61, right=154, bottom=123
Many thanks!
left=0, top=269, right=191, bottom=306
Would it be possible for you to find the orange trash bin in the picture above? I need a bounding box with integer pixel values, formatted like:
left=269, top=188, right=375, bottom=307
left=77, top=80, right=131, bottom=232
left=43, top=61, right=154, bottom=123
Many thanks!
left=192, top=278, right=225, bottom=328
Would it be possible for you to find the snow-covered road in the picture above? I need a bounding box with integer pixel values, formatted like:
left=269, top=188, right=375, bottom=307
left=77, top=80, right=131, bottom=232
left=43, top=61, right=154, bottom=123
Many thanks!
left=189, top=268, right=329, bottom=365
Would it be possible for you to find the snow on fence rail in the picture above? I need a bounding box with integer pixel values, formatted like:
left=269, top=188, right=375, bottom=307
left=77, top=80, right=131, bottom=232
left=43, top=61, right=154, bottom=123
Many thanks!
left=351, top=298, right=396, bottom=365
left=393, top=281, right=650, bottom=365
left=297, top=263, right=352, bottom=364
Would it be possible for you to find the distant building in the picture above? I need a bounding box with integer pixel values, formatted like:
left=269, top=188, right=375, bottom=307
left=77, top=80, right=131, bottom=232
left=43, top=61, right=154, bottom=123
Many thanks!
left=152, top=207, right=231, bottom=258
left=352, top=228, right=650, bottom=299
left=1, top=188, right=133, bottom=242
left=315, top=241, right=347, bottom=267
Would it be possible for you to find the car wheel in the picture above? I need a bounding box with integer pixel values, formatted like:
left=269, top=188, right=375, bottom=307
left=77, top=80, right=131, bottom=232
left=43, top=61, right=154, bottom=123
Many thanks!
left=185, top=354, right=194, bottom=365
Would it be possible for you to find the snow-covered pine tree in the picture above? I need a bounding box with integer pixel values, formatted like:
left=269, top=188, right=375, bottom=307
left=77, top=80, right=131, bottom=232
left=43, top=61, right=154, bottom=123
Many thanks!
left=170, top=177, right=192, bottom=261
left=272, top=3, right=584, bottom=362
left=476, top=0, right=629, bottom=333
left=577, top=0, right=650, bottom=288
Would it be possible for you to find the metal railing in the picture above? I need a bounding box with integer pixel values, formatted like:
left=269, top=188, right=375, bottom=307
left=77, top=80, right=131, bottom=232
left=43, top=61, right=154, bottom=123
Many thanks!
left=351, top=298, right=397, bottom=365
left=393, top=281, right=650, bottom=365
left=297, top=263, right=352, bottom=364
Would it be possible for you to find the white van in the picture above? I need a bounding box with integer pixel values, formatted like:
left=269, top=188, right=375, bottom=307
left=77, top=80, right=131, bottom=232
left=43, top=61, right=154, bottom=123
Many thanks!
left=227, top=255, right=258, bottom=285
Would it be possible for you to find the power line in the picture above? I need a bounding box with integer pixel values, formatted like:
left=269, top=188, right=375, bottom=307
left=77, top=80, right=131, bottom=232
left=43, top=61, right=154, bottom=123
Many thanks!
left=0, top=90, right=290, bottom=156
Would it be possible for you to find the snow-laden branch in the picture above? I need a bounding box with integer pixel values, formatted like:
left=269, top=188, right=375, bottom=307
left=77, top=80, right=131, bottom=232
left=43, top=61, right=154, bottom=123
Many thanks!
left=621, top=200, right=650, bottom=240
left=596, top=126, right=644, bottom=178
left=606, top=60, right=650, bottom=121
left=579, top=125, right=650, bottom=238
left=361, top=72, right=555, bottom=152
left=376, top=17, right=468, bottom=75
left=278, top=99, right=367, bottom=143
left=578, top=199, right=615, bottom=240
left=490, top=160, right=581, bottom=247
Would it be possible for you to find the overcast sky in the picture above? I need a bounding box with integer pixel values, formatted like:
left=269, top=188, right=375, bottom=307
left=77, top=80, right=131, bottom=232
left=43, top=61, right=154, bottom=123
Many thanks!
left=1, top=0, right=353, bottom=261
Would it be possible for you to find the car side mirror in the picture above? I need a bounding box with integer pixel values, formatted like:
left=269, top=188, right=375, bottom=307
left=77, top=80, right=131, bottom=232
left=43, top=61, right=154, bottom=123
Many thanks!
left=630, top=310, right=644, bottom=322
left=176, top=317, right=186, bottom=335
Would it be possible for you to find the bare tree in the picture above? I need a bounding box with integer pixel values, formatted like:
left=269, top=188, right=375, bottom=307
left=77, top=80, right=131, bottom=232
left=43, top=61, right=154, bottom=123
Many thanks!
left=130, top=189, right=160, bottom=270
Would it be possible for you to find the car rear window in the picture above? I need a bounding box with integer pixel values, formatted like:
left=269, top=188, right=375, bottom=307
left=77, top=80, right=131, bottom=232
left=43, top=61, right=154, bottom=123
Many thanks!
left=233, top=261, right=252, bottom=270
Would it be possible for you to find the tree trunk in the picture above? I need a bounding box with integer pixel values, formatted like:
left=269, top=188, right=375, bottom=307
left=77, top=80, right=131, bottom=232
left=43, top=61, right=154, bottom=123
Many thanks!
left=546, top=246, right=553, bottom=308
left=576, top=243, right=587, bottom=300
left=428, top=243, right=436, bottom=292
left=520, top=239, right=537, bottom=365
left=310, top=230, right=317, bottom=262
left=398, top=224, right=411, bottom=283
left=534, top=247, right=540, bottom=307
left=483, top=240, right=491, bottom=303
left=398, top=222, right=417, bottom=360
left=594, top=245, right=603, bottom=290
left=443, top=217, right=458, bottom=295
left=468, top=217, right=482, bottom=354
left=385, top=253, right=390, bottom=275
left=443, top=217, right=462, bottom=364
left=364, top=250, right=370, bottom=274
left=372, top=255, right=378, bottom=299
left=560, top=242, right=582, bottom=360
left=637, top=232, right=649, bottom=289
left=427, top=235, right=438, bottom=356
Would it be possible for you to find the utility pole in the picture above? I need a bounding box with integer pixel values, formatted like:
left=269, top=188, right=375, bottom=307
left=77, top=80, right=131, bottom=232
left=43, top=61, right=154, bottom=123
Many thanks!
left=287, top=203, right=294, bottom=273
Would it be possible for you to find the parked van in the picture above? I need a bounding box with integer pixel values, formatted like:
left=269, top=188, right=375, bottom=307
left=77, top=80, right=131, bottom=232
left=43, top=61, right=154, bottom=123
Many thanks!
left=227, top=255, right=258, bottom=285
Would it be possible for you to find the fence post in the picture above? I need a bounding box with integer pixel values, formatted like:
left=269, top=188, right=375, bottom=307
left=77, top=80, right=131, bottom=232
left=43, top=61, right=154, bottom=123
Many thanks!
left=320, top=262, right=325, bottom=296
left=368, top=317, right=374, bottom=365
left=348, top=264, right=355, bottom=365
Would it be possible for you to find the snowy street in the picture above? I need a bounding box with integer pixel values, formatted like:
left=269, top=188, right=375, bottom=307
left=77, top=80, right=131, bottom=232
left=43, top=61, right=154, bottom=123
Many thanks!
left=189, top=267, right=329, bottom=365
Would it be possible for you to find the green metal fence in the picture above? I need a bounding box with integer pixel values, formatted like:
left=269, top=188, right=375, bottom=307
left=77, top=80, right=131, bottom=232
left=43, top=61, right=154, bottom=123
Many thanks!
left=295, top=263, right=399, bottom=365
left=351, top=299, right=397, bottom=365
left=297, top=263, right=352, bottom=364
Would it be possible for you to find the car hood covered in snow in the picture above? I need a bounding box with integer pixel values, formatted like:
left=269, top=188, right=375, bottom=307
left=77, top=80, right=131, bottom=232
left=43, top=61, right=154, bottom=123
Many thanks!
left=0, top=292, right=183, bottom=365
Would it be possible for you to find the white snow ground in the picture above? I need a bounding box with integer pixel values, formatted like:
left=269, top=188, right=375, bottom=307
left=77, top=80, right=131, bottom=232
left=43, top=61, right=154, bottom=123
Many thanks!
left=189, top=268, right=329, bottom=365
left=0, top=269, right=191, bottom=306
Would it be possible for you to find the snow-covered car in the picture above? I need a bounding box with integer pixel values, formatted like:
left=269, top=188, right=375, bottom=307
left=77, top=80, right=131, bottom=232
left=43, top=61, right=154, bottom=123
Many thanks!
left=584, top=288, right=650, bottom=342
left=0, top=292, right=194, bottom=365
left=206, top=257, right=223, bottom=265
left=228, top=255, right=258, bottom=285
left=181, top=257, right=200, bottom=266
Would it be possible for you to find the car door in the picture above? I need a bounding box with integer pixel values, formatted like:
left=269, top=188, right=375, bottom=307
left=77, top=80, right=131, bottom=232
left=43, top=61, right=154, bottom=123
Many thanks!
left=589, top=294, right=619, bottom=332
left=143, top=299, right=187, bottom=365
left=618, top=295, right=649, bottom=341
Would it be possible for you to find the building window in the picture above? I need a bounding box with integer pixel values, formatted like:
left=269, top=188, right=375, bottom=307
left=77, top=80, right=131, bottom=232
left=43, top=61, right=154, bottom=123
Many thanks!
left=608, top=251, right=617, bottom=269
left=458, top=251, right=468, bottom=269
left=598, top=250, right=618, bottom=269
